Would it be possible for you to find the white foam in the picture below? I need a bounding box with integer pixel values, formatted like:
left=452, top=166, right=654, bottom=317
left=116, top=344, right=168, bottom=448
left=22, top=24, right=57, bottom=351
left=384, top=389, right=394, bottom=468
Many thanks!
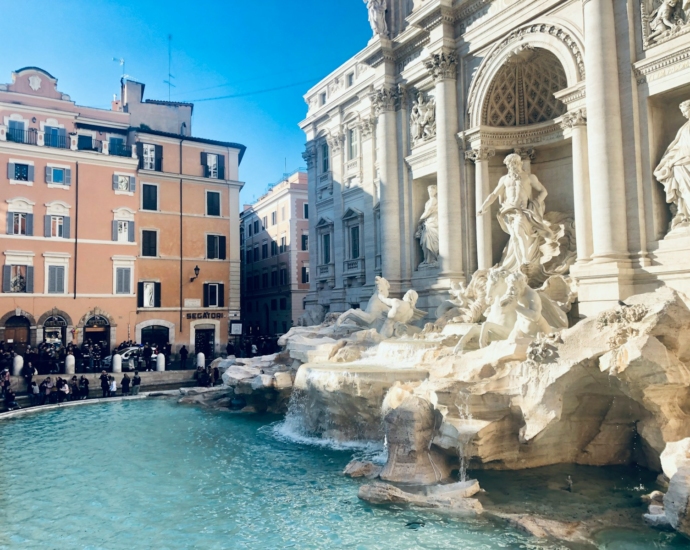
left=266, top=419, right=385, bottom=454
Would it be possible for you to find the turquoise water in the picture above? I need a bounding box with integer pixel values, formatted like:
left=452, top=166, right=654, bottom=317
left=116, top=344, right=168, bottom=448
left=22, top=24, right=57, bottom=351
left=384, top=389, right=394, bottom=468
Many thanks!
left=0, top=400, right=686, bottom=549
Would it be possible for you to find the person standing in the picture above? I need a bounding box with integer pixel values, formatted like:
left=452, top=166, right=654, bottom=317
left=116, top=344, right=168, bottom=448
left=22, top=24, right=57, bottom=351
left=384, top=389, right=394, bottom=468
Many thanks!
left=131, top=371, right=141, bottom=395
left=121, top=373, right=131, bottom=397
left=179, top=345, right=189, bottom=370
left=99, top=370, right=109, bottom=399
left=29, top=381, right=39, bottom=406
left=109, top=376, right=117, bottom=397
left=143, top=344, right=153, bottom=371
left=79, top=376, right=90, bottom=400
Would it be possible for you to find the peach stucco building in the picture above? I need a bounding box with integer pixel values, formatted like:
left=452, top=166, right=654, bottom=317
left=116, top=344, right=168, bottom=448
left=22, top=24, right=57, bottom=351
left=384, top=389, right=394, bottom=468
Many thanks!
left=0, top=68, right=245, bottom=359
left=240, top=171, right=309, bottom=336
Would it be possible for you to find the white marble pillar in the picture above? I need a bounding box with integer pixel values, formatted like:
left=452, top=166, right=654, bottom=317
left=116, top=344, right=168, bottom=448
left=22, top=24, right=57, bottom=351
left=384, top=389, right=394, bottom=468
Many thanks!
left=372, top=86, right=402, bottom=286
left=425, top=50, right=463, bottom=278
left=564, top=109, right=594, bottom=262
left=583, top=0, right=629, bottom=261
left=302, top=142, right=319, bottom=300
left=466, top=147, right=495, bottom=271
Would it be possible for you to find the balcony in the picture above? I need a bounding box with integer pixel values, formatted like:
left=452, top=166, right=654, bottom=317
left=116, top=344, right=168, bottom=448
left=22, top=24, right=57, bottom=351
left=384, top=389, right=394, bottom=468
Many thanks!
left=343, top=258, right=365, bottom=277
left=45, top=134, right=70, bottom=149
left=317, top=264, right=335, bottom=279
left=7, top=128, right=37, bottom=146
left=109, top=142, right=133, bottom=157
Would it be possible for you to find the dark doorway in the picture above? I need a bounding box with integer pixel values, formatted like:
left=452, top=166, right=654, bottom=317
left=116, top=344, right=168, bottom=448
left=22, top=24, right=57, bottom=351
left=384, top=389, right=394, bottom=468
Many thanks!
left=84, top=315, right=111, bottom=355
left=43, top=316, right=67, bottom=346
left=195, top=328, right=215, bottom=359
left=5, top=316, right=30, bottom=355
left=141, top=326, right=170, bottom=350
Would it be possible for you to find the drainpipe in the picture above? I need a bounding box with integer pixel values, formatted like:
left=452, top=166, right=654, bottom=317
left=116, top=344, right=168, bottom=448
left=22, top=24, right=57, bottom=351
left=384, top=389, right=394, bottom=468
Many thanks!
left=74, top=162, right=79, bottom=299
left=180, top=138, right=184, bottom=333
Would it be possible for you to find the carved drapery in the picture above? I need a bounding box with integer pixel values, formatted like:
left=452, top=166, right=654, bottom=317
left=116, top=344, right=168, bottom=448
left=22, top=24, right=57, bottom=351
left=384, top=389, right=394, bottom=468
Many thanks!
left=410, top=91, right=437, bottom=146
left=641, top=0, right=690, bottom=49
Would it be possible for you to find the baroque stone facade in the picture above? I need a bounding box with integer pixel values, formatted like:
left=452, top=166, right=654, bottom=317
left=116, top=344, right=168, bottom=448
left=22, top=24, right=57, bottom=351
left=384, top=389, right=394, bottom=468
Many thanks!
left=299, top=0, right=690, bottom=318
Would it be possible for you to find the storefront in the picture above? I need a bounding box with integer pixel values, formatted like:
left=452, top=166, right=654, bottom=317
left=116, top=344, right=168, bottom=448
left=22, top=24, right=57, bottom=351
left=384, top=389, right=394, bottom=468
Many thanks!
left=43, top=315, right=68, bottom=346
left=84, top=315, right=111, bottom=354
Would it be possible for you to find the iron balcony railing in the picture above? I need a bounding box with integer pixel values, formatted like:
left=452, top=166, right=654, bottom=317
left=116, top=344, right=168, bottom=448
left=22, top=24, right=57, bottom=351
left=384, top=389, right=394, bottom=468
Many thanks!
left=109, top=142, right=132, bottom=157
left=7, top=128, right=37, bottom=145
left=45, top=134, right=70, bottom=149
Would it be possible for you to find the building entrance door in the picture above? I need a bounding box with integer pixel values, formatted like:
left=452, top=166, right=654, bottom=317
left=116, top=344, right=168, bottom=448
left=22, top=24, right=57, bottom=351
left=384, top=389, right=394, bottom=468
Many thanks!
left=141, top=326, right=170, bottom=350
left=5, top=316, right=30, bottom=355
left=84, top=315, right=111, bottom=355
left=194, top=327, right=215, bottom=360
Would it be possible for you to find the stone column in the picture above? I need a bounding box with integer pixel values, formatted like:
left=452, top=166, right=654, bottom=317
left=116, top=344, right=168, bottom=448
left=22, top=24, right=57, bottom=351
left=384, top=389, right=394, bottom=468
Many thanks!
left=371, top=86, right=402, bottom=287
left=424, top=50, right=463, bottom=279
left=302, top=143, right=319, bottom=303
left=466, top=147, right=495, bottom=271
left=564, top=109, right=594, bottom=262
left=583, top=0, right=629, bottom=261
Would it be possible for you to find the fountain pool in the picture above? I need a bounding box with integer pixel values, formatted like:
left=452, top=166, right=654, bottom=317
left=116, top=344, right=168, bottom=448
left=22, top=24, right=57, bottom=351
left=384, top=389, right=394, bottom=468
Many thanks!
left=0, top=400, right=686, bottom=549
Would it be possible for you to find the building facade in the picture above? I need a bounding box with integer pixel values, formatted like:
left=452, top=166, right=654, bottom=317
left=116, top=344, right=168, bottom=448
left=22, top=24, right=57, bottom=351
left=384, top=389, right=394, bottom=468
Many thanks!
left=299, top=0, right=690, bottom=319
left=240, top=170, right=310, bottom=336
left=0, top=68, right=245, bottom=358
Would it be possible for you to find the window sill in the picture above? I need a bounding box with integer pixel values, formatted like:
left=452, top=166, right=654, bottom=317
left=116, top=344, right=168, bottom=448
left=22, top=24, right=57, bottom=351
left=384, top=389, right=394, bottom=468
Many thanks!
left=10, top=180, right=33, bottom=186
left=47, top=184, right=70, bottom=190
left=115, top=190, right=134, bottom=196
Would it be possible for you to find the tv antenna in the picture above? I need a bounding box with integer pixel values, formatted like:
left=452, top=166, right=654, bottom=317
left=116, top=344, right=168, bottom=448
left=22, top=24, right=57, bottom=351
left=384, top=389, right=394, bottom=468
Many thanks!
left=164, top=34, right=176, bottom=101
left=113, top=57, right=129, bottom=80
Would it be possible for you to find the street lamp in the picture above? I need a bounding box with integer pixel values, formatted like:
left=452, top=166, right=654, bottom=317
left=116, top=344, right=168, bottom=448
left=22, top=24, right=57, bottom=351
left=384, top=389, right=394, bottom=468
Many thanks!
left=190, top=265, right=200, bottom=283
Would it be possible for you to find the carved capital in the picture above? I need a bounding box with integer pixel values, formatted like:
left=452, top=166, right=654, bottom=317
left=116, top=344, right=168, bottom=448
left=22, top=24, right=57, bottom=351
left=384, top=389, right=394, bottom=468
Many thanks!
left=562, top=108, right=587, bottom=129
left=370, top=86, right=400, bottom=115
left=424, top=49, right=458, bottom=82
left=359, top=116, right=377, bottom=139
left=327, top=132, right=345, bottom=154
left=513, top=148, right=536, bottom=162
left=302, top=143, right=317, bottom=169
left=465, top=147, right=495, bottom=162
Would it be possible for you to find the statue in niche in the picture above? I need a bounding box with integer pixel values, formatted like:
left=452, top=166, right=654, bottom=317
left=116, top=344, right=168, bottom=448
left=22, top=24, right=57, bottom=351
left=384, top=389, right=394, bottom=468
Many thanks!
left=654, top=100, right=690, bottom=231
left=478, top=153, right=575, bottom=286
left=364, top=0, right=388, bottom=37
left=415, top=185, right=439, bottom=268
left=410, top=92, right=436, bottom=146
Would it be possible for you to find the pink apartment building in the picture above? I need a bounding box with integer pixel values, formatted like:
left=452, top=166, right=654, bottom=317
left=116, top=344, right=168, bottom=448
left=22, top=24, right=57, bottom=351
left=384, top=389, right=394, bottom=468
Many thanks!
left=240, top=171, right=309, bottom=336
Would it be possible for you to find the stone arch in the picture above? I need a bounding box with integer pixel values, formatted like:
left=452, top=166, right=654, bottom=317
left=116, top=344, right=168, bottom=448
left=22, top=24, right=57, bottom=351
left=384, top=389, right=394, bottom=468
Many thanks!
left=0, top=308, right=36, bottom=327
left=76, top=307, right=117, bottom=328
left=467, top=21, right=585, bottom=129
left=37, top=308, right=74, bottom=327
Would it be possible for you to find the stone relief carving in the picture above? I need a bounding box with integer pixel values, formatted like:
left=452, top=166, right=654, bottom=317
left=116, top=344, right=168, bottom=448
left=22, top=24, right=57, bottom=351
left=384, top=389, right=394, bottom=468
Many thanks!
left=364, top=0, right=389, bottom=38
left=655, top=100, right=690, bottom=232
left=410, top=92, right=437, bottom=146
left=28, top=75, right=42, bottom=92
left=478, top=153, right=576, bottom=286
left=415, top=185, right=439, bottom=269
left=642, top=0, right=690, bottom=48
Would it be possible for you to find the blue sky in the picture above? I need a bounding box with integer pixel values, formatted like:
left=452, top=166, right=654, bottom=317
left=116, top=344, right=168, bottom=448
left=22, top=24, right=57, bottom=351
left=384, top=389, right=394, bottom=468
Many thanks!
left=0, top=0, right=370, bottom=204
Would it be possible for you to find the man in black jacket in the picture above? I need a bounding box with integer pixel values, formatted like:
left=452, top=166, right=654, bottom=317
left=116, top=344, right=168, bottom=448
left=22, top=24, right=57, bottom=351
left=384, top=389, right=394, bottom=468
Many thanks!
left=99, top=370, right=109, bottom=398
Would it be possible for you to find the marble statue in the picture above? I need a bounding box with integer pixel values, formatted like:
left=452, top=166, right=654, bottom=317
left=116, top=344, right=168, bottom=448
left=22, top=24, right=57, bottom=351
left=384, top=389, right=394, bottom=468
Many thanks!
left=648, top=0, right=681, bottom=42
left=655, top=100, right=690, bottom=231
left=364, top=0, right=388, bottom=37
left=336, top=276, right=391, bottom=329
left=454, top=268, right=557, bottom=352
left=415, top=185, right=439, bottom=268
left=410, top=92, right=436, bottom=146
left=378, top=289, right=427, bottom=338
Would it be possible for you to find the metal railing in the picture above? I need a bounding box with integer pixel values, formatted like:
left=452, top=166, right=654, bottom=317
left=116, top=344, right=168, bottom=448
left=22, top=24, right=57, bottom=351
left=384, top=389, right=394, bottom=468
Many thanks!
left=45, top=134, right=70, bottom=149
left=7, top=128, right=37, bottom=145
left=109, top=142, right=132, bottom=157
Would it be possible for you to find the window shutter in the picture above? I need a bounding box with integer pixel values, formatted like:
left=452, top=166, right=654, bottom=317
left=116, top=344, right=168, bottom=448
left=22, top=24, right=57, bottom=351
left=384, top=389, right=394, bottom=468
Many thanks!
left=154, top=282, right=162, bottom=308
left=57, top=266, right=65, bottom=294
left=206, top=234, right=214, bottom=259
left=128, top=222, right=135, bottom=243
left=63, top=217, right=71, bottom=239
left=137, top=282, right=144, bottom=308
left=26, top=266, right=34, bottom=293
left=2, top=266, right=11, bottom=292
left=155, top=145, right=163, bottom=171
left=48, top=266, right=56, bottom=294
left=26, top=214, right=34, bottom=236
left=201, top=152, right=208, bottom=177
left=218, top=155, right=225, bottom=180
left=112, top=174, right=119, bottom=190
left=65, top=169, right=72, bottom=186
left=219, top=236, right=226, bottom=260
left=124, top=268, right=131, bottom=294
left=112, top=221, right=118, bottom=242
left=6, top=213, right=13, bottom=235
left=203, top=284, right=210, bottom=308
left=129, top=176, right=136, bottom=193
left=218, top=284, right=225, bottom=308
left=28, top=165, right=35, bottom=182
left=136, top=143, right=144, bottom=169
left=7, top=163, right=15, bottom=180
left=44, top=215, right=51, bottom=238
left=116, top=268, right=123, bottom=293
left=45, top=166, right=53, bottom=184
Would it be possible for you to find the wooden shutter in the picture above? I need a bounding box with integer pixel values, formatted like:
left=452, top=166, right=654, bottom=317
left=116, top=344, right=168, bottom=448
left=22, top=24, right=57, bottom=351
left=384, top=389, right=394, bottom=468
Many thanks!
left=116, top=268, right=123, bottom=294
left=26, top=266, right=34, bottom=293
left=219, top=236, right=227, bottom=260
left=26, top=214, right=34, bottom=236
left=6, top=213, right=12, bottom=235
left=218, top=284, right=225, bottom=308
left=48, top=266, right=56, bottom=293
left=154, top=145, right=163, bottom=171
left=56, top=266, right=65, bottom=294
left=128, top=222, right=135, bottom=243
left=136, top=143, right=144, bottom=169
left=7, top=162, right=15, bottom=180
left=217, top=155, right=225, bottom=180
left=28, top=165, right=35, bottom=182
left=44, top=215, right=52, bottom=238
left=63, top=217, right=71, bottom=239
left=206, top=234, right=214, bottom=259
left=45, top=166, right=53, bottom=184
left=65, top=169, right=72, bottom=186
left=137, top=282, right=144, bottom=308
left=3, top=265, right=11, bottom=292
left=123, top=268, right=131, bottom=294
left=203, top=284, right=210, bottom=308
left=154, top=282, right=162, bottom=308
left=201, top=152, right=208, bottom=177
left=112, top=221, right=118, bottom=241
left=129, top=176, right=136, bottom=192
left=112, top=174, right=119, bottom=190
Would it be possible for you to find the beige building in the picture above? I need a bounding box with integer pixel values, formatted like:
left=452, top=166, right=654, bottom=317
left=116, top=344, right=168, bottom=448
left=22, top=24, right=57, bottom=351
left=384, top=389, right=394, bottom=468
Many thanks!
left=240, top=171, right=310, bottom=336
